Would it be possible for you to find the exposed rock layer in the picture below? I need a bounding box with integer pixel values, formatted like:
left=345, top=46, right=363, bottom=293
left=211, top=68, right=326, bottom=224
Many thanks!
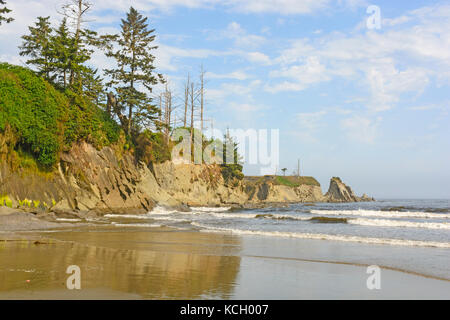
left=0, top=142, right=373, bottom=214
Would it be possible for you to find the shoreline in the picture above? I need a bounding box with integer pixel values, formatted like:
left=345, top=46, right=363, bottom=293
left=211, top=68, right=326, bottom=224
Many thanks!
left=1, top=205, right=450, bottom=299
left=1, top=225, right=449, bottom=299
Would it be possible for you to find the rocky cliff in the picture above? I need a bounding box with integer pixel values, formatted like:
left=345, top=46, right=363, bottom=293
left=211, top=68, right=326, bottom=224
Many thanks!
left=325, top=177, right=374, bottom=202
left=0, top=142, right=373, bottom=215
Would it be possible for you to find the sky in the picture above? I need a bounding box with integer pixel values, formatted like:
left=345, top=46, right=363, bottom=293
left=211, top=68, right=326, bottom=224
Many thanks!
left=1, top=0, right=449, bottom=199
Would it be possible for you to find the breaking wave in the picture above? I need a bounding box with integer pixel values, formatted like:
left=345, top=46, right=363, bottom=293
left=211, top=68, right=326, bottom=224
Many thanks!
left=348, top=218, right=450, bottom=230
left=191, top=223, right=450, bottom=248
left=310, top=209, right=450, bottom=219
left=190, top=206, right=232, bottom=212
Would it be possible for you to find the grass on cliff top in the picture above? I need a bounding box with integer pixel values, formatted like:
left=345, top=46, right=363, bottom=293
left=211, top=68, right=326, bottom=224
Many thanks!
left=244, top=175, right=320, bottom=187
left=275, top=176, right=320, bottom=187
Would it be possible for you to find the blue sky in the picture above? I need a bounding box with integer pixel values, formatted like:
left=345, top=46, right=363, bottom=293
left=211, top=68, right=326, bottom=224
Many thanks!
left=1, top=0, right=449, bottom=198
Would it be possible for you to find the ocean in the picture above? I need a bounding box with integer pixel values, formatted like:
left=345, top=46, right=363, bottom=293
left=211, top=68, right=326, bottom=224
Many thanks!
left=103, top=199, right=450, bottom=249
left=99, top=199, right=450, bottom=280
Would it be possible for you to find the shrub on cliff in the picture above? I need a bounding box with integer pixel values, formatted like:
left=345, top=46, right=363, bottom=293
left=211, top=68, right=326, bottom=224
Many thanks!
left=0, top=63, right=120, bottom=168
left=0, top=63, right=66, bottom=167
left=135, top=130, right=171, bottom=164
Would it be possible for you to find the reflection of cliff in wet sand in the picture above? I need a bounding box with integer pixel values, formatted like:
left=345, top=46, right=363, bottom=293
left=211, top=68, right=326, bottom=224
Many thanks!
left=0, top=229, right=241, bottom=299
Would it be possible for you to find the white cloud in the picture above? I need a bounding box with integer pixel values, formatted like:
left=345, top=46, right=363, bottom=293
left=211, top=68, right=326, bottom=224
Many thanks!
left=341, top=115, right=382, bottom=144
left=224, top=22, right=266, bottom=49
left=266, top=56, right=330, bottom=93
left=245, top=51, right=271, bottom=65
left=267, top=4, right=450, bottom=112
left=229, top=102, right=265, bottom=112
left=224, top=0, right=331, bottom=15
left=206, top=70, right=250, bottom=80
left=292, top=110, right=328, bottom=143
left=207, top=79, right=262, bottom=103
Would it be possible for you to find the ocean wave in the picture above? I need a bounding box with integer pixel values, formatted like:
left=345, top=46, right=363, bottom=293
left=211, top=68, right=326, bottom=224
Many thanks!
left=348, top=218, right=450, bottom=230
left=190, top=206, right=232, bottom=212
left=104, top=213, right=190, bottom=224
left=104, top=214, right=152, bottom=220
left=149, top=205, right=181, bottom=215
left=111, top=222, right=163, bottom=228
left=310, top=209, right=449, bottom=219
left=191, top=223, right=450, bottom=248
left=382, top=207, right=450, bottom=214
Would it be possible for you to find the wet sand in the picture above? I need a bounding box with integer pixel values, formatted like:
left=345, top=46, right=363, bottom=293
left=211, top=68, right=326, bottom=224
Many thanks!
left=1, top=225, right=449, bottom=299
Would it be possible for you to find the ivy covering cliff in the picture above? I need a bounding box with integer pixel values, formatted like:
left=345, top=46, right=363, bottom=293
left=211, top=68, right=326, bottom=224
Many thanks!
left=0, top=63, right=120, bottom=169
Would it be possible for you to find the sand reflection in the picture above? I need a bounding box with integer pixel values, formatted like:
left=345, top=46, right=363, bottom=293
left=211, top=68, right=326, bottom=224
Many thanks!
left=0, top=229, right=241, bottom=299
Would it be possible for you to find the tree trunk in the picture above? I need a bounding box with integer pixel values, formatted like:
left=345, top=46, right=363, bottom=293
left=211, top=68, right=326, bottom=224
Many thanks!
left=200, top=65, right=205, bottom=134
left=190, top=82, right=194, bottom=143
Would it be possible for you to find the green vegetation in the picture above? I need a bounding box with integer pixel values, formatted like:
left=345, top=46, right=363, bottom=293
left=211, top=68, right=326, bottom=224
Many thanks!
left=245, top=175, right=320, bottom=187
left=275, top=176, right=320, bottom=187
left=135, top=130, right=171, bottom=165
left=0, top=195, right=12, bottom=207
left=0, top=2, right=244, bottom=182
left=105, top=7, right=164, bottom=137
left=220, top=132, right=244, bottom=182
left=0, top=63, right=120, bottom=168
left=0, top=0, right=13, bottom=26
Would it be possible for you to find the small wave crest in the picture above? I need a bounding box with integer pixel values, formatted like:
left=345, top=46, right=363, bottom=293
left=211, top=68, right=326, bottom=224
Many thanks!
left=348, top=218, right=450, bottom=230
left=149, top=205, right=181, bottom=215
left=191, top=223, right=450, bottom=248
left=111, top=222, right=163, bottom=228
left=190, top=206, right=232, bottom=212
left=310, top=209, right=449, bottom=219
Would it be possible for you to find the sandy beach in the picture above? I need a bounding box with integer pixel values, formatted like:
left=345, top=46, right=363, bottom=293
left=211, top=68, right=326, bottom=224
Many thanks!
left=1, top=214, right=449, bottom=299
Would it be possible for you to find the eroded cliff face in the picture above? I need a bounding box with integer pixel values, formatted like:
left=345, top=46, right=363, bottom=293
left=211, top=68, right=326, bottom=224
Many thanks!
left=152, top=161, right=248, bottom=207
left=0, top=142, right=372, bottom=214
left=1, top=142, right=173, bottom=214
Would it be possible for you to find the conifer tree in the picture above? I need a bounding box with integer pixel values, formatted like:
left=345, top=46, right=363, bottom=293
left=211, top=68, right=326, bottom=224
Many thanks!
left=19, top=17, right=55, bottom=81
left=59, top=0, right=104, bottom=94
left=105, top=7, right=164, bottom=137
left=52, top=18, right=74, bottom=88
left=82, top=66, right=105, bottom=105
left=0, top=0, right=13, bottom=26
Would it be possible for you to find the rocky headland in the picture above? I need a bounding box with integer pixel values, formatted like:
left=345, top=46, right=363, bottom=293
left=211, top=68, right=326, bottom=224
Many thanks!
left=0, top=141, right=374, bottom=223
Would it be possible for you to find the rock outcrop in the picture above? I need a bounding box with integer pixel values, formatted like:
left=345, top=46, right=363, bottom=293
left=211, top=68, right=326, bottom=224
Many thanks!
left=0, top=142, right=373, bottom=215
left=152, top=161, right=248, bottom=206
left=1, top=142, right=176, bottom=215
left=325, top=177, right=374, bottom=202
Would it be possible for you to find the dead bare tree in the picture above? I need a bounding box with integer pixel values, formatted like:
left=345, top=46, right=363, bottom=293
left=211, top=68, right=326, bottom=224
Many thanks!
left=190, top=81, right=195, bottom=142
left=58, top=0, right=93, bottom=86
left=200, top=65, right=205, bottom=134
left=183, top=74, right=190, bottom=128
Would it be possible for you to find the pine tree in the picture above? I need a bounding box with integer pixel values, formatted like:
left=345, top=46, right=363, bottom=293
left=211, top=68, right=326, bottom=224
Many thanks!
left=19, top=17, right=55, bottom=80
left=59, top=0, right=105, bottom=94
left=82, top=66, right=105, bottom=105
left=52, top=18, right=74, bottom=88
left=0, top=0, right=13, bottom=26
left=105, top=7, right=164, bottom=137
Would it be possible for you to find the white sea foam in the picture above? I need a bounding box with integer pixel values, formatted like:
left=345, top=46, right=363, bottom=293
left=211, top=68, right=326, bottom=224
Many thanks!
left=104, top=214, right=152, bottom=220
left=190, top=211, right=256, bottom=219
left=310, top=209, right=449, bottom=219
left=191, top=223, right=450, bottom=248
left=111, top=222, right=163, bottom=228
left=149, top=205, right=180, bottom=215
left=348, top=218, right=450, bottom=230
left=56, top=218, right=82, bottom=222
left=104, top=213, right=189, bottom=223
left=190, top=206, right=231, bottom=212
left=188, top=211, right=311, bottom=221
